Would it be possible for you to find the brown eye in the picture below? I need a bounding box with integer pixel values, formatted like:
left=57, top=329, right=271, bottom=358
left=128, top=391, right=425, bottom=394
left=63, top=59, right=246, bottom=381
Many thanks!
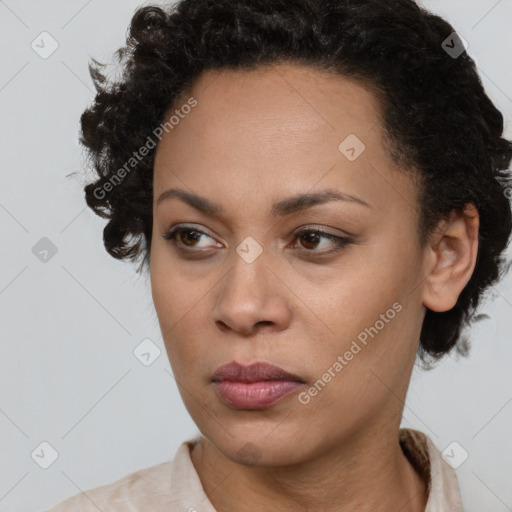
left=176, top=229, right=202, bottom=246
left=292, top=228, right=352, bottom=254
left=298, top=231, right=322, bottom=250
left=162, top=226, right=218, bottom=250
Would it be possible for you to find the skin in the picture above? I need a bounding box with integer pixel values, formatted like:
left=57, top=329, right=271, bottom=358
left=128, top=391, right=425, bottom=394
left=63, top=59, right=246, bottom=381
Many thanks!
left=149, top=62, right=479, bottom=511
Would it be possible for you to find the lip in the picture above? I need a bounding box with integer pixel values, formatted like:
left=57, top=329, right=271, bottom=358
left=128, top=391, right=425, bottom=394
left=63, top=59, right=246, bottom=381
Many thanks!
left=212, top=361, right=305, bottom=383
left=212, top=361, right=305, bottom=409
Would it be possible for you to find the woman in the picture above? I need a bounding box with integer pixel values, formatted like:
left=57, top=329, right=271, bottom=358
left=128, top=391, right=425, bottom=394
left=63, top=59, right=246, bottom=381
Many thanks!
left=47, top=0, right=512, bottom=510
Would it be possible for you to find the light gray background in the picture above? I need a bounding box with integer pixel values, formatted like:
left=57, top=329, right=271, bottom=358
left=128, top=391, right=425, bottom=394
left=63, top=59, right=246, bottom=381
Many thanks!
left=0, top=0, right=511, bottom=511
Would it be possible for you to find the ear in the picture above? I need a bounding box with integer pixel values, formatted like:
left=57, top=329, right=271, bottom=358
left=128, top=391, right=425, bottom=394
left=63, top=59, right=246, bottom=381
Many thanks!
left=421, top=203, right=480, bottom=313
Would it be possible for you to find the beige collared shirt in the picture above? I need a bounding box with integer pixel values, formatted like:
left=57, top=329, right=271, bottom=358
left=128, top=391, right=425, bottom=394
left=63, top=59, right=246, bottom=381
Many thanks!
left=45, top=428, right=464, bottom=511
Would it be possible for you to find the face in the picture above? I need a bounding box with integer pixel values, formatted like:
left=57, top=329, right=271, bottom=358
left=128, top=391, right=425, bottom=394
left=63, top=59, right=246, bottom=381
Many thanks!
left=150, top=62, right=429, bottom=466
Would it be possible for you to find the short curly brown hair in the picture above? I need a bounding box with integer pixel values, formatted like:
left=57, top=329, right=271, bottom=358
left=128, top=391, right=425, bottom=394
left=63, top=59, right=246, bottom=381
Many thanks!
left=78, top=0, right=512, bottom=366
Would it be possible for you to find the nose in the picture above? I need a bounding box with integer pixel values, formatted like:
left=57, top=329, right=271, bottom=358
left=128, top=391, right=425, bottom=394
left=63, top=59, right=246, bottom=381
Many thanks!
left=212, top=249, right=293, bottom=336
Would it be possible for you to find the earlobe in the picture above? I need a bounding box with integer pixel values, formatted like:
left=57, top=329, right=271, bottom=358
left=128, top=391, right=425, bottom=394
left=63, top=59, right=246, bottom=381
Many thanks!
left=421, top=204, right=479, bottom=313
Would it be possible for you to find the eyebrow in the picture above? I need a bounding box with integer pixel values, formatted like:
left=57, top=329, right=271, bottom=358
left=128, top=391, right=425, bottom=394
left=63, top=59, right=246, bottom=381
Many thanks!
left=156, top=187, right=371, bottom=217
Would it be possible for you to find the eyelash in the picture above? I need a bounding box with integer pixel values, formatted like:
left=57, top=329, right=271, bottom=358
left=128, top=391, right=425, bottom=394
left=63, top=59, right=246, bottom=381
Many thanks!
left=162, top=225, right=352, bottom=257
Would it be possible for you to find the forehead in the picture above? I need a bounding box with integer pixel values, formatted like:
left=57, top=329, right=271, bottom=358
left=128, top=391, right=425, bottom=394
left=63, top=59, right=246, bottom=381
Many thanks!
left=194, top=62, right=380, bottom=119
left=172, top=63, right=383, bottom=147
left=153, top=62, right=418, bottom=222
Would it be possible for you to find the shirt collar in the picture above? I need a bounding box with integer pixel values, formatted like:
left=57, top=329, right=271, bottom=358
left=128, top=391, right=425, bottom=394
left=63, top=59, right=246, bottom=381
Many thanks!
left=399, top=428, right=465, bottom=511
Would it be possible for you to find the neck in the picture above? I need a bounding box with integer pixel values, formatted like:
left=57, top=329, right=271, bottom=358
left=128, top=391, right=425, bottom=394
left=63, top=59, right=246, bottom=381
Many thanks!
left=190, top=421, right=427, bottom=512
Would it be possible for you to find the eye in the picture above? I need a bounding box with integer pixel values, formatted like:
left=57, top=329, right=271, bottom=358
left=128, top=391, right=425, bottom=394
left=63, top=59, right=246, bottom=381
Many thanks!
left=291, top=227, right=352, bottom=255
left=162, top=225, right=219, bottom=250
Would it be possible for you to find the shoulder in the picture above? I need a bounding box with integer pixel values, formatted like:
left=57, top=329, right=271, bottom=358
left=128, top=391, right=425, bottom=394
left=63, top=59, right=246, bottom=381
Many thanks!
left=44, top=460, right=174, bottom=512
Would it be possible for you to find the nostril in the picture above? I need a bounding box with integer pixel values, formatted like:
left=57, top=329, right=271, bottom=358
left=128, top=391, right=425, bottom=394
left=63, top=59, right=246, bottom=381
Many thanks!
left=256, top=320, right=273, bottom=327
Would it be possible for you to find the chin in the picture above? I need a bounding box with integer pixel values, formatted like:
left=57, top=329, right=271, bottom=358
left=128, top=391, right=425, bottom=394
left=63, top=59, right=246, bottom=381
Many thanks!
left=207, top=429, right=314, bottom=468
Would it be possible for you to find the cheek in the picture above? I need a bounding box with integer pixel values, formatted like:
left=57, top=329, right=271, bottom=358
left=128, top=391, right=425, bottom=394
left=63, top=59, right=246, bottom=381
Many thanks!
left=150, top=239, right=208, bottom=325
left=303, top=251, right=404, bottom=335
left=149, top=246, right=216, bottom=377
left=301, top=237, right=422, bottom=379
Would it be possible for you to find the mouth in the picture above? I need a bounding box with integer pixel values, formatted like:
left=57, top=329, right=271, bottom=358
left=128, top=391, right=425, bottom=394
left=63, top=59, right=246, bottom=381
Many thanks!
left=211, top=361, right=305, bottom=409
